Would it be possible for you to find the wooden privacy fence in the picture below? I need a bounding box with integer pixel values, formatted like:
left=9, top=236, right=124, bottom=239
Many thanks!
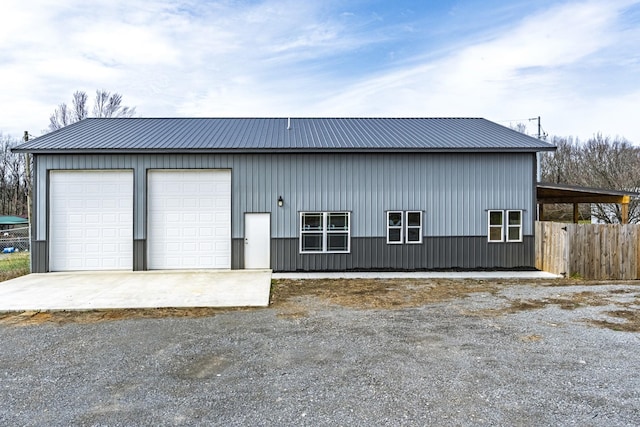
left=536, top=221, right=640, bottom=280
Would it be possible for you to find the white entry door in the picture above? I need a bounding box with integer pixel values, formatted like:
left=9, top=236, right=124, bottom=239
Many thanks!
left=244, top=213, right=270, bottom=269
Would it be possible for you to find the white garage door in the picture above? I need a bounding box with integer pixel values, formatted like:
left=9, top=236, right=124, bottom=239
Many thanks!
left=147, top=169, right=231, bottom=269
left=49, top=170, right=133, bottom=271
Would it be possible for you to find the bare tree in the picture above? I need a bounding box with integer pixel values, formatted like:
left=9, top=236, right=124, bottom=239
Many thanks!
left=540, top=135, right=640, bottom=224
left=509, top=122, right=528, bottom=134
left=540, top=136, right=580, bottom=184
left=48, top=90, right=136, bottom=131
left=0, top=133, right=28, bottom=217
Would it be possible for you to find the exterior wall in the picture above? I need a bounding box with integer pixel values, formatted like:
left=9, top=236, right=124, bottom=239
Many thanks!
left=32, top=152, right=537, bottom=272
left=231, top=237, right=534, bottom=270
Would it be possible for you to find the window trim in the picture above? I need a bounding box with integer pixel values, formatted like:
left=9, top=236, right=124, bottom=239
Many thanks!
left=299, top=211, right=351, bottom=254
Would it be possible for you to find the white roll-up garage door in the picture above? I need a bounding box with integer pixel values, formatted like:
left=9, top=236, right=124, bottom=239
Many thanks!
left=49, top=170, right=134, bottom=271
left=147, top=169, right=231, bottom=269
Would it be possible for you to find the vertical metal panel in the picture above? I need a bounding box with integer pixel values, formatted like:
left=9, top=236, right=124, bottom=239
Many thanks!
left=133, top=239, right=146, bottom=271
left=231, top=239, right=244, bottom=269
left=35, top=157, right=47, bottom=240
left=134, top=158, right=146, bottom=240
left=31, top=241, right=47, bottom=273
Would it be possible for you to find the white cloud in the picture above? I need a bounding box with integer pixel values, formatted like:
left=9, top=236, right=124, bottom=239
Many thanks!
left=309, top=0, right=640, bottom=142
left=0, top=0, right=639, bottom=143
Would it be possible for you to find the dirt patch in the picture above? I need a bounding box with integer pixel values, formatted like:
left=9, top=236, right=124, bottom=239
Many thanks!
left=588, top=310, right=640, bottom=332
left=270, top=278, right=502, bottom=311
left=486, top=290, right=635, bottom=316
left=174, top=355, right=233, bottom=380
left=471, top=286, right=640, bottom=333
left=0, top=307, right=249, bottom=327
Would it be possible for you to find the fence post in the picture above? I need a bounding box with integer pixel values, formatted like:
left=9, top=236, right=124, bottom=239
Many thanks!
left=563, top=223, right=570, bottom=278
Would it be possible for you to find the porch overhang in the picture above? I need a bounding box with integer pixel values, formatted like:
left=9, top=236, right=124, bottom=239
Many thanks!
left=537, top=183, right=636, bottom=224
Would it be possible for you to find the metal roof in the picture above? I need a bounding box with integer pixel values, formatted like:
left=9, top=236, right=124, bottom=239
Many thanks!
left=537, top=182, right=638, bottom=203
left=14, top=117, right=556, bottom=153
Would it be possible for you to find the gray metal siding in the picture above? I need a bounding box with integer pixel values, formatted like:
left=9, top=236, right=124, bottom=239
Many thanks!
left=34, top=152, right=536, bottom=270
left=231, top=239, right=244, bottom=269
left=271, top=237, right=534, bottom=271
left=133, top=240, right=146, bottom=271
left=31, top=241, right=47, bottom=273
left=36, top=152, right=535, bottom=238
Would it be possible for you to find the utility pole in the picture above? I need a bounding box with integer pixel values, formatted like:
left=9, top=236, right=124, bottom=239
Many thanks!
left=23, top=131, right=32, bottom=268
left=529, top=116, right=547, bottom=140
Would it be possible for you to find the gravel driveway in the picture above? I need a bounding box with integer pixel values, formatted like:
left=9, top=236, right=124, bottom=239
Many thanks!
left=1, top=278, right=639, bottom=426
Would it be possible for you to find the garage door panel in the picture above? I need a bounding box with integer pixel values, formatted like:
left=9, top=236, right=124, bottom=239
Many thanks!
left=147, top=170, right=231, bottom=269
left=50, top=170, right=133, bottom=271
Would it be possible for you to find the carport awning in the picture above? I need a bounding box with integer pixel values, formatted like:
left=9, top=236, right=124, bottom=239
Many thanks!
left=537, top=183, right=637, bottom=224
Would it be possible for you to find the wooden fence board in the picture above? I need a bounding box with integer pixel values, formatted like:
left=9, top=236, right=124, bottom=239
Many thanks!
left=535, top=221, right=640, bottom=280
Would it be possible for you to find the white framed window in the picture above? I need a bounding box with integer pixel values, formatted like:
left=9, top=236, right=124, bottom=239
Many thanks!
left=406, top=211, right=423, bottom=244
left=387, top=211, right=423, bottom=244
left=488, top=210, right=523, bottom=242
left=488, top=210, right=504, bottom=242
left=506, top=210, right=523, bottom=242
left=387, top=211, right=403, bottom=244
left=300, top=212, right=350, bottom=253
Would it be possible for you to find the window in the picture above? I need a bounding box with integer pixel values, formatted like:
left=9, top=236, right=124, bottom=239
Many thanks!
left=488, top=210, right=504, bottom=242
left=387, top=211, right=423, bottom=244
left=387, top=211, right=403, bottom=244
left=406, top=211, right=423, bottom=244
left=300, top=212, right=350, bottom=253
left=506, top=210, right=523, bottom=242
left=488, top=210, right=523, bottom=242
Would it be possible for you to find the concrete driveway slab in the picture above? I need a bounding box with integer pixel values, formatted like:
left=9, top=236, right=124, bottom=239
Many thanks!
left=0, top=270, right=272, bottom=311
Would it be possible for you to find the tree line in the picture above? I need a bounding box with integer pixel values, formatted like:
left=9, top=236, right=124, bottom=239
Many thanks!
left=539, top=134, right=640, bottom=224
left=0, top=133, right=29, bottom=218
left=0, top=90, right=136, bottom=219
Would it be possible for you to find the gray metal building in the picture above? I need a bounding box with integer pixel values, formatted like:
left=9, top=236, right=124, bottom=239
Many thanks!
left=15, top=118, right=555, bottom=273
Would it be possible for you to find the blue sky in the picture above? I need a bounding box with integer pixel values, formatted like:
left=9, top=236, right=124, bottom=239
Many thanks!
left=1, top=0, right=639, bottom=142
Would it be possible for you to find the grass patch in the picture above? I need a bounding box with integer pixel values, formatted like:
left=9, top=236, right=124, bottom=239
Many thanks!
left=0, top=253, right=30, bottom=282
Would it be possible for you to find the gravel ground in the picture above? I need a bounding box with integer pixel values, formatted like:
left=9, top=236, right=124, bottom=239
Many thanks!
left=0, top=280, right=639, bottom=426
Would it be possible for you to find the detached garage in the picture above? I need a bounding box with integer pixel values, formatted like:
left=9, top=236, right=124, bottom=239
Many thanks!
left=15, top=117, right=556, bottom=273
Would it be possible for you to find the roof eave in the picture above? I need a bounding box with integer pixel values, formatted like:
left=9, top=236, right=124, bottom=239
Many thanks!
left=13, top=146, right=557, bottom=155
